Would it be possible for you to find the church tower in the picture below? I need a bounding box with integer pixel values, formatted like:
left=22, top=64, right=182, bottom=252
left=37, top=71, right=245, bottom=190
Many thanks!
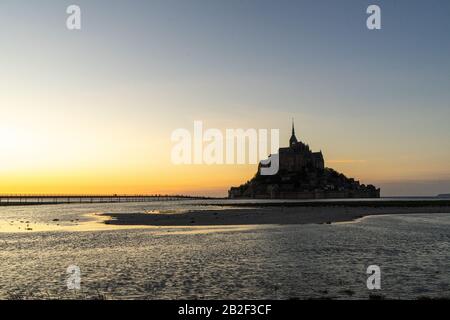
left=289, top=119, right=298, bottom=147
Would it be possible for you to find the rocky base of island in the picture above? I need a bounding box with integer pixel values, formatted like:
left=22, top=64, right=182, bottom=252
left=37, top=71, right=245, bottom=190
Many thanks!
left=229, top=168, right=380, bottom=199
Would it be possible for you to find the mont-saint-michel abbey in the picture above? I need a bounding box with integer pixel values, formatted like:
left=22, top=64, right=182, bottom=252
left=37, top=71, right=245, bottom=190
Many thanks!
left=229, top=122, right=380, bottom=199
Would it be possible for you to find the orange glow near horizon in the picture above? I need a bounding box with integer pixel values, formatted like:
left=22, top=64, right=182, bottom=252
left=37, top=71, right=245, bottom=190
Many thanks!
left=1, top=109, right=449, bottom=197
left=1, top=142, right=449, bottom=197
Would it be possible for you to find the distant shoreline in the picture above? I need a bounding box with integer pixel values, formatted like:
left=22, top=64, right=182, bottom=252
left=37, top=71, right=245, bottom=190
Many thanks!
left=102, top=201, right=450, bottom=227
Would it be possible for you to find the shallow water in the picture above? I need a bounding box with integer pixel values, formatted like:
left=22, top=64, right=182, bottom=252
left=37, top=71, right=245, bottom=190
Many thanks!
left=0, top=202, right=449, bottom=299
left=0, top=200, right=236, bottom=232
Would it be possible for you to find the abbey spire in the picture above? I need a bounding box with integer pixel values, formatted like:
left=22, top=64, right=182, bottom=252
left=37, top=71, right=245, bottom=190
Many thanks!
left=289, top=118, right=298, bottom=146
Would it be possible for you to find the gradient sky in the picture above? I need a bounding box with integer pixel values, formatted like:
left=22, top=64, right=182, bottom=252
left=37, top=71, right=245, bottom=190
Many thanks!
left=1, top=0, right=449, bottom=196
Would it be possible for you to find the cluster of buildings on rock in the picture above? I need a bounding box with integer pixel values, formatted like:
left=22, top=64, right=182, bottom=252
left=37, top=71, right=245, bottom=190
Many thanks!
left=279, top=123, right=325, bottom=172
left=229, top=121, right=380, bottom=199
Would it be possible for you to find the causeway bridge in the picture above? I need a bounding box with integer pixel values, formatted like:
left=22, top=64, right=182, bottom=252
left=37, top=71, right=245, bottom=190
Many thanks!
left=0, top=194, right=213, bottom=206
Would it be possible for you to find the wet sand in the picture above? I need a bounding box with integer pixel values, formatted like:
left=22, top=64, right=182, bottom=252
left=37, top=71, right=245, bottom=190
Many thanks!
left=102, top=203, right=450, bottom=226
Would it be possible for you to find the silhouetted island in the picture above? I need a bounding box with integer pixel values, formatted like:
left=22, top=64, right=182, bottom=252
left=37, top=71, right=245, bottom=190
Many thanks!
left=229, top=121, right=380, bottom=199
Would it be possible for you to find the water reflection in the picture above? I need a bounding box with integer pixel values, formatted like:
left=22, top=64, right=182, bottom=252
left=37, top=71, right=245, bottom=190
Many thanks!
left=0, top=208, right=449, bottom=299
